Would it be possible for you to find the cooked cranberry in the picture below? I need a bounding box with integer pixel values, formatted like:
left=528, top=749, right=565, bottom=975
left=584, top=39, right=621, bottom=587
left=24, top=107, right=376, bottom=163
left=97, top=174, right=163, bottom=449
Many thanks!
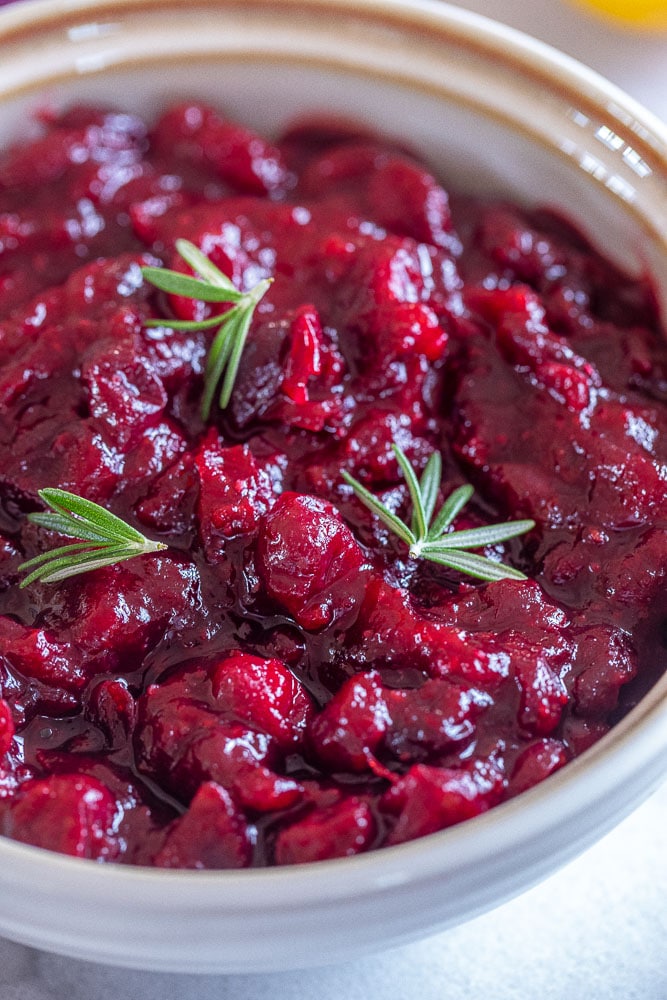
left=308, top=671, right=391, bottom=772
left=281, top=305, right=325, bottom=405
left=365, top=154, right=458, bottom=251
left=153, top=782, right=252, bottom=869
left=2, top=773, right=119, bottom=860
left=195, top=433, right=279, bottom=554
left=180, top=726, right=302, bottom=812
left=82, top=338, right=168, bottom=448
left=333, top=409, right=433, bottom=487
left=0, top=618, right=85, bottom=692
left=274, top=796, right=376, bottom=864
left=507, top=739, right=570, bottom=797
left=384, top=678, right=492, bottom=762
left=134, top=667, right=303, bottom=812
left=135, top=452, right=199, bottom=534
left=0, top=103, right=663, bottom=869
left=347, top=576, right=496, bottom=684
left=506, top=633, right=569, bottom=736
left=382, top=760, right=504, bottom=846
left=85, top=679, right=137, bottom=750
left=0, top=698, right=14, bottom=756
left=65, top=557, right=202, bottom=667
left=256, top=492, right=371, bottom=630
left=571, top=625, right=637, bottom=717
left=211, top=651, right=314, bottom=751
left=151, top=102, right=290, bottom=197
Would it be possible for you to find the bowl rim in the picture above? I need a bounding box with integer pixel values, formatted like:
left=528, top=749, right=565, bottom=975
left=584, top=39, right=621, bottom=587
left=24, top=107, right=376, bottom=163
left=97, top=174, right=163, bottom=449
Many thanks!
left=0, top=0, right=664, bottom=912
left=0, top=665, right=664, bottom=904
left=1, top=0, right=666, bottom=260
left=1, top=0, right=667, bottom=153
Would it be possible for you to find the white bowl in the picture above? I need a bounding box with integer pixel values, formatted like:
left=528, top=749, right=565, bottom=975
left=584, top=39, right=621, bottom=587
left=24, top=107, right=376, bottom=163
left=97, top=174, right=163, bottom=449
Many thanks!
left=0, top=0, right=665, bottom=974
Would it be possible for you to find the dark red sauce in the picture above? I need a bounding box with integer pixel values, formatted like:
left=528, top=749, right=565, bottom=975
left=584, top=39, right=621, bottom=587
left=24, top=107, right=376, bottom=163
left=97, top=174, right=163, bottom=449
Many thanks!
left=0, top=103, right=664, bottom=866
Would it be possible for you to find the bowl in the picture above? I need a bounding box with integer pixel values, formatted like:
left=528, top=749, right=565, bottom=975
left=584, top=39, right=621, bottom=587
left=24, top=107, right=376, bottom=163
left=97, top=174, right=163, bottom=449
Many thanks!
left=0, top=0, right=665, bottom=974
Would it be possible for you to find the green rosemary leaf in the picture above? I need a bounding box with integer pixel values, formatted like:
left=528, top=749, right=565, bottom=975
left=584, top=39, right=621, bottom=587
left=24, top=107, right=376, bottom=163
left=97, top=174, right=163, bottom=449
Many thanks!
left=17, top=540, right=100, bottom=572
left=424, top=519, right=536, bottom=552
left=27, top=512, right=115, bottom=546
left=140, top=267, right=243, bottom=304
left=419, top=451, right=442, bottom=527
left=143, top=313, right=229, bottom=332
left=142, top=243, right=272, bottom=419
left=201, top=311, right=238, bottom=421
left=422, top=547, right=528, bottom=582
left=429, top=484, right=474, bottom=540
left=340, top=470, right=416, bottom=547
left=217, top=290, right=268, bottom=411
left=35, top=489, right=148, bottom=546
left=175, top=238, right=238, bottom=293
left=339, top=444, right=533, bottom=583
left=20, top=544, right=143, bottom=588
left=392, top=444, right=427, bottom=543
left=18, top=489, right=168, bottom=588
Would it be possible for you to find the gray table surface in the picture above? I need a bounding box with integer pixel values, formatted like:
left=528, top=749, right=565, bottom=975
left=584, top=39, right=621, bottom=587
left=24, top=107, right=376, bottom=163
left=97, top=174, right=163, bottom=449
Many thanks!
left=0, top=1, right=666, bottom=997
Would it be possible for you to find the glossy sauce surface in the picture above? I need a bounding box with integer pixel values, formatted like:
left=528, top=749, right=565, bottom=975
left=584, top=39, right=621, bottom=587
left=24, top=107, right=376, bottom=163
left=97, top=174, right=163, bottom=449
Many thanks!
left=0, top=103, right=664, bottom=866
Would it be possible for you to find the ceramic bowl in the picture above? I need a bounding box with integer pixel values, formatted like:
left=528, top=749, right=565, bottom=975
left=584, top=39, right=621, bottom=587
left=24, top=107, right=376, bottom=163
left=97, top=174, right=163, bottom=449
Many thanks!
left=0, top=0, right=665, bottom=974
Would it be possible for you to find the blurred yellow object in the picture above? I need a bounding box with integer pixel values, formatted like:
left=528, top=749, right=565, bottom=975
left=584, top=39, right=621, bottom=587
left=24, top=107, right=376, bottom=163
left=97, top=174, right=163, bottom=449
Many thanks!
left=571, top=0, right=667, bottom=28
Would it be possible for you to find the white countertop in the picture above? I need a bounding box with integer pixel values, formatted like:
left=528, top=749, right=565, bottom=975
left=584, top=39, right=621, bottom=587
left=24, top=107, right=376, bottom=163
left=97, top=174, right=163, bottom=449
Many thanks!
left=0, top=2, right=666, bottom=998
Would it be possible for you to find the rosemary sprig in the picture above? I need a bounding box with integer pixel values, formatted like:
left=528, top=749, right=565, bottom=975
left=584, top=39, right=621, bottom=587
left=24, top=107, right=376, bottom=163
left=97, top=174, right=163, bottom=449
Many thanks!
left=17, top=489, right=168, bottom=587
left=141, top=239, right=272, bottom=420
left=341, top=446, right=535, bottom=582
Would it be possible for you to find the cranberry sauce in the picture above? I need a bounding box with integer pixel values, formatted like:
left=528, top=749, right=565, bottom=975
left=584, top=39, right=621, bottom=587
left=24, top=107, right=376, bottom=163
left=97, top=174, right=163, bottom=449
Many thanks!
left=0, top=103, right=664, bottom=867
